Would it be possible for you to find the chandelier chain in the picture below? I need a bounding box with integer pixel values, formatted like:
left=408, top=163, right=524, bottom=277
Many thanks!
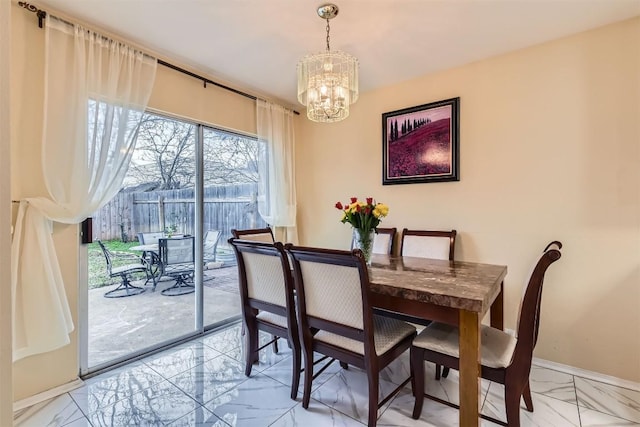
left=326, top=19, right=331, bottom=51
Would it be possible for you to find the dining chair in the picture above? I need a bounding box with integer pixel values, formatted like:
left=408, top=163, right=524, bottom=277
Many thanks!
left=231, top=227, right=275, bottom=243
left=158, top=236, right=196, bottom=296
left=228, top=238, right=301, bottom=400
left=410, top=241, right=562, bottom=427
left=376, top=229, right=457, bottom=329
left=351, top=227, right=397, bottom=255
left=285, top=245, right=416, bottom=427
left=400, top=228, right=457, bottom=260
left=97, top=240, right=149, bottom=298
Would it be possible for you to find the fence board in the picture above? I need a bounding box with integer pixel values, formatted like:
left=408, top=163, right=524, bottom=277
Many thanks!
left=92, top=184, right=265, bottom=246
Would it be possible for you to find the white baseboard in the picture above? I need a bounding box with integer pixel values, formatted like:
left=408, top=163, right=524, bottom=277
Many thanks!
left=13, top=378, right=84, bottom=412
left=533, top=357, right=640, bottom=392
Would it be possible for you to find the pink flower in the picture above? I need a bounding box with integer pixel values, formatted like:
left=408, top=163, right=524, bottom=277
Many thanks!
left=366, top=197, right=373, bottom=205
left=335, top=201, right=343, bottom=210
left=350, top=197, right=358, bottom=203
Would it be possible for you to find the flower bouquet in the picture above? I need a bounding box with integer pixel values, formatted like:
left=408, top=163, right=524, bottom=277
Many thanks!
left=335, top=197, right=389, bottom=264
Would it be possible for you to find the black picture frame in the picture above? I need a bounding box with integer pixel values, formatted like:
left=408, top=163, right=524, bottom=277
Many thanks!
left=382, top=97, right=460, bottom=185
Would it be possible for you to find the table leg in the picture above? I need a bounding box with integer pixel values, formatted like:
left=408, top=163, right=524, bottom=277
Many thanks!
left=490, top=280, right=504, bottom=330
left=459, top=309, right=480, bottom=427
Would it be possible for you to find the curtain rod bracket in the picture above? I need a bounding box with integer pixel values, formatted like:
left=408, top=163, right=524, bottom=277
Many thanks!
left=18, top=1, right=46, bottom=28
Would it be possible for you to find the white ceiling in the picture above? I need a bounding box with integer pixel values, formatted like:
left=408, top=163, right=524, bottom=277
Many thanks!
left=36, top=0, right=640, bottom=108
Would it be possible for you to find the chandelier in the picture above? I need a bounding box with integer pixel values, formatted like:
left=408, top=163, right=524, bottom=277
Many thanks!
left=297, top=3, right=359, bottom=123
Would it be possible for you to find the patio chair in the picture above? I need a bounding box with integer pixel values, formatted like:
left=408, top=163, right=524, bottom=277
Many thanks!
left=231, top=227, right=275, bottom=243
left=97, top=240, right=149, bottom=298
left=159, top=236, right=196, bottom=296
left=203, top=229, right=221, bottom=265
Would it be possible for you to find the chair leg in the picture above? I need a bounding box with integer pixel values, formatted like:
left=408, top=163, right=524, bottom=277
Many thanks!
left=442, top=367, right=450, bottom=378
left=523, top=380, right=534, bottom=412
left=367, top=369, right=379, bottom=427
left=272, top=335, right=279, bottom=354
left=301, top=350, right=314, bottom=409
left=244, top=319, right=259, bottom=377
left=411, top=347, right=425, bottom=419
left=435, top=364, right=441, bottom=380
left=290, top=341, right=301, bottom=400
left=339, top=361, right=349, bottom=370
left=505, top=383, right=522, bottom=427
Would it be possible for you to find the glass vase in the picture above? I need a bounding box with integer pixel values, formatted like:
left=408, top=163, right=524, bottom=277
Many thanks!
left=353, top=228, right=375, bottom=265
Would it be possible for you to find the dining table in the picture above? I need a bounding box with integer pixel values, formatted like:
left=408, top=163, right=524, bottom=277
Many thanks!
left=367, top=254, right=507, bottom=427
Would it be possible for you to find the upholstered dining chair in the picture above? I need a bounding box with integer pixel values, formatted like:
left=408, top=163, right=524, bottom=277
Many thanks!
left=285, top=245, right=416, bottom=427
left=231, top=227, right=275, bottom=243
left=228, top=238, right=301, bottom=400
left=400, top=228, right=457, bottom=260
left=376, top=229, right=457, bottom=330
left=410, top=241, right=562, bottom=427
left=352, top=227, right=397, bottom=255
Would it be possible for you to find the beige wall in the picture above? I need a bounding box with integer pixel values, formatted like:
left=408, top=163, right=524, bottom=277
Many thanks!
left=296, top=18, right=640, bottom=382
left=9, top=4, right=258, bottom=400
left=1, top=0, right=14, bottom=424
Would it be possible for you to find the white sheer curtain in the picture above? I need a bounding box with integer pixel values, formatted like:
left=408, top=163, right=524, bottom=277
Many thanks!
left=256, top=100, right=298, bottom=244
left=10, top=16, right=157, bottom=360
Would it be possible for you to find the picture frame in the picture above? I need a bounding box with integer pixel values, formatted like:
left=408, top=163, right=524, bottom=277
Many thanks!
left=382, top=97, right=460, bottom=185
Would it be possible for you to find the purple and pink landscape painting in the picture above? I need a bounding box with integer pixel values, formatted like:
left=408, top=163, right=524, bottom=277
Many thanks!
left=386, top=105, right=452, bottom=179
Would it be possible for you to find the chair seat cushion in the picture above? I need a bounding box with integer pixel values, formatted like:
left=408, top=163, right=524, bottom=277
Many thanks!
left=412, top=322, right=517, bottom=369
left=111, top=264, right=147, bottom=276
left=314, top=315, right=415, bottom=356
left=256, top=311, right=288, bottom=328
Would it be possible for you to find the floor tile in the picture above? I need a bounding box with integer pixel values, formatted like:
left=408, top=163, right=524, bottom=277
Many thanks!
left=202, top=325, right=243, bottom=354
left=205, top=374, right=298, bottom=426
left=86, top=379, right=201, bottom=426
left=377, top=389, right=460, bottom=427
left=270, top=401, right=365, bottom=427
left=168, top=354, right=249, bottom=405
left=261, top=352, right=341, bottom=398
left=579, top=407, right=640, bottom=426
left=168, top=406, right=230, bottom=426
left=482, top=382, right=580, bottom=426
left=310, top=366, right=400, bottom=425
left=14, top=394, right=85, bottom=427
left=529, top=366, right=577, bottom=405
left=143, top=340, right=223, bottom=379
left=575, top=377, right=640, bottom=423
left=70, top=361, right=166, bottom=415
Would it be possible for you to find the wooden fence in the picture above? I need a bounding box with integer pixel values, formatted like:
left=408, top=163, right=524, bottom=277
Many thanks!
left=92, top=183, right=265, bottom=244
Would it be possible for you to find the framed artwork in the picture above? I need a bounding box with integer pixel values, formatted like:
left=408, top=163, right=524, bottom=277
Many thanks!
left=382, top=97, right=459, bottom=185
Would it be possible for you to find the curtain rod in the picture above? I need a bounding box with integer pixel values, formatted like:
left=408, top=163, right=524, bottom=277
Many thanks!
left=17, top=1, right=300, bottom=116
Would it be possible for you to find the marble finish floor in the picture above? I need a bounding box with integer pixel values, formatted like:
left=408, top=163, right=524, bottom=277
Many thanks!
left=15, top=322, right=640, bottom=426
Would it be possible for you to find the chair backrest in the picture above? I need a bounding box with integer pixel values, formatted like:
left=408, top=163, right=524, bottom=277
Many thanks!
left=286, top=245, right=374, bottom=350
left=203, top=230, right=221, bottom=260
left=400, top=229, right=456, bottom=260
left=96, top=240, right=113, bottom=274
left=511, top=241, right=562, bottom=371
left=138, top=231, right=166, bottom=245
left=159, top=237, right=195, bottom=267
left=231, top=227, right=275, bottom=243
left=373, top=227, right=396, bottom=255
left=229, top=238, right=296, bottom=327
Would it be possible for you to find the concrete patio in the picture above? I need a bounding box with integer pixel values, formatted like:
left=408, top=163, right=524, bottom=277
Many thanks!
left=88, top=265, right=241, bottom=367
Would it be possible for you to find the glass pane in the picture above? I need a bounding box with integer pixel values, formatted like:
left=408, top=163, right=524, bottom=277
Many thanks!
left=202, top=128, right=265, bottom=328
left=87, top=112, right=197, bottom=368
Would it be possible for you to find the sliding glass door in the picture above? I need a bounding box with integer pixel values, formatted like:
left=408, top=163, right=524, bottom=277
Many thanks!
left=82, top=113, right=254, bottom=373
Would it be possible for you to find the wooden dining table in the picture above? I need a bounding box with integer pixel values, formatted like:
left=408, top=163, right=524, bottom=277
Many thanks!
left=367, top=254, right=507, bottom=427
